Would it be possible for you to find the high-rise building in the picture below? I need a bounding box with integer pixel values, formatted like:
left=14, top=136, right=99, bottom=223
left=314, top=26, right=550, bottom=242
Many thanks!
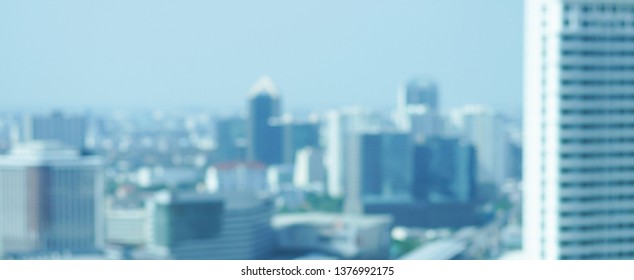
left=398, top=78, right=439, bottom=111
left=324, top=108, right=382, bottom=198
left=452, top=106, right=510, bottom=187
left=395, top=78, right=443, bottom=140
left=247, top=76, right=283, bottom=165
left=215, top=117, right=247, bottom=163
left=0, top=141, right=104, bottom=257
left=524, top=0, right=634, bottom=259
left=412, top=137, right=477, bottom=203
left=23, top=111, right=87, bottom=150
left=344, top=132, right=412, bottom=214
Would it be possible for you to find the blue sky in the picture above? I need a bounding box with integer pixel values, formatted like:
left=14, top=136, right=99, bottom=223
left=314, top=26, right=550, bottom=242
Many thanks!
left=0, top=1, right=522, bottom=115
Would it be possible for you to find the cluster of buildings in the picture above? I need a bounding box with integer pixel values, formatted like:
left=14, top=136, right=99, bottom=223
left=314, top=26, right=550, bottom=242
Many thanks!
left=3, top=0, right=633, bottom=261
left=0, top=73, right=520, bottom=259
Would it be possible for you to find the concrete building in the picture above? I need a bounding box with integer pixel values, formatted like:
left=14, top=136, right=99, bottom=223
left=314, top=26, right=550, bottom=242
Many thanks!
left=0, top=141, right=104, bottom=257
left=524, top=0, right=634, bottom=259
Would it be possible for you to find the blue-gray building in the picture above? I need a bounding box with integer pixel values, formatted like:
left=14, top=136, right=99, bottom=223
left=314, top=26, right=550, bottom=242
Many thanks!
left=412, top=137, right=476, bottom=203
left=247, top=76, right=283, bottom=165
left=282, top=120, right=320, bottom=164
left=215, top=117, right=247, bottom=163
left=344, top=131, right=412, bottom=213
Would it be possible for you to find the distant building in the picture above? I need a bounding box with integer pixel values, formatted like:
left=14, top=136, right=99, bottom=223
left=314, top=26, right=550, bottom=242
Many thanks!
left=273, top=213, right=393, bottom=259
left=395, top=78, right=443, bottom=139
left=214, top=117, right=247, bottom=162
left=266, top=164, right=294, bottom=194
left=23, top=111, right=87, bottom=150
left=247, top=76, right=283, bottom=165
left=0, top=141, right=104, bottom=257
left=324, top=108, right=384, bottom=198
left=293, top=147, right=326, bottom=192
left=136, top=166, right=200, bottom=188
left=205, top=161, right=268, bottom=194
left=452, top=106, right=510, bottom=187
left=344, top=131, right=412, bottom=214
left=281, top=119, right=320, bottom=164
left=144, top=191, right=276, bottom=260
left=412, top=137, right=477, bottom=203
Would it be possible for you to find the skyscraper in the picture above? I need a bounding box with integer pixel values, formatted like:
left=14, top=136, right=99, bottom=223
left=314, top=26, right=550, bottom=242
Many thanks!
left=412, top=137, right=476, bottom=203
left=23, top=111, right=87, bottom=150
left=0, top=141, right=104, bottom=257
left=395, top=78, right=443, bottom=140
left=324, top=108, right=382, bottom=198
left=524, top=0, right=634, bottom=259
left=453, top=105, right=510, bottom=187
left=214, top=116, right=247, bottom=163
left=344, top=131, right=412, bottom=214
left=247, top=76, right=283, bottom=165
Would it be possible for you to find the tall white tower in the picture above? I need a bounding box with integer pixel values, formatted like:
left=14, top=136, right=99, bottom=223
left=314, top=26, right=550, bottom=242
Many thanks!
left=524, top=0, right=634, bottom=259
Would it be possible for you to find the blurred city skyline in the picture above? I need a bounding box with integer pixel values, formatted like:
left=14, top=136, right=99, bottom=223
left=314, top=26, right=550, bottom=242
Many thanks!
left=0, top=1, right=522, bottom=115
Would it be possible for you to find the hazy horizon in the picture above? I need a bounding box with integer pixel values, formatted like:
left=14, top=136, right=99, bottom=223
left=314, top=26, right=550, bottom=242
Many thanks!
left=0, top=1, right=522, bottom=115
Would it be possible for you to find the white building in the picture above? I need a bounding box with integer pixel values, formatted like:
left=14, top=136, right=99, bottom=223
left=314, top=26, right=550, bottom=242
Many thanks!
left=0, top=141, right=104, bottom=257
left=266, top=164, right=294, bottom=194
left=524, top=0, right=634, bottom=259
left=324, top=108, right=384, bottom=198
left=451, top=105, right=510, bottom=187
left=105, top=206, right=146, bottom=246
left=394, top=78, right=443, bottom=140
left=205, top=162, right=268, bottom=194
left=136, top=166, right=199, bottom=188
left=293, top=147, right=326, bottom=192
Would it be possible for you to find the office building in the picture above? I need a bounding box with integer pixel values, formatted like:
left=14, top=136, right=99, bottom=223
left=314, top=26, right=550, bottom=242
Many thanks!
left=282, top=119, right=320, bottom=164
left=412, top=137, right=477, bottom=203
left=247, top=76, right=283, bottom=165
left=145, top=191, right=276, bottom=260
left=214, top=117, right=247, bottom=162
left=23, top=111, right=87, bottom=150
left=344, top=132, right=412, bottom=214
left=205, top=161, right=268, bottom=194
left=293, top=147, right=326, bottom=192
left=324, top=108, right=384, bottom=198
left=395, top=78, right=443, bottom=139
left=0, top=141, right=104, bottom=257
left=524, top=0, right=634, bottom=259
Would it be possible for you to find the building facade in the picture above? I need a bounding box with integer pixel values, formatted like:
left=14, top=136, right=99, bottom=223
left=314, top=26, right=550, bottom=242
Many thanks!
left=524, top=0, right=634, bottom=259
left=0, top=141, right=104, bottom=257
